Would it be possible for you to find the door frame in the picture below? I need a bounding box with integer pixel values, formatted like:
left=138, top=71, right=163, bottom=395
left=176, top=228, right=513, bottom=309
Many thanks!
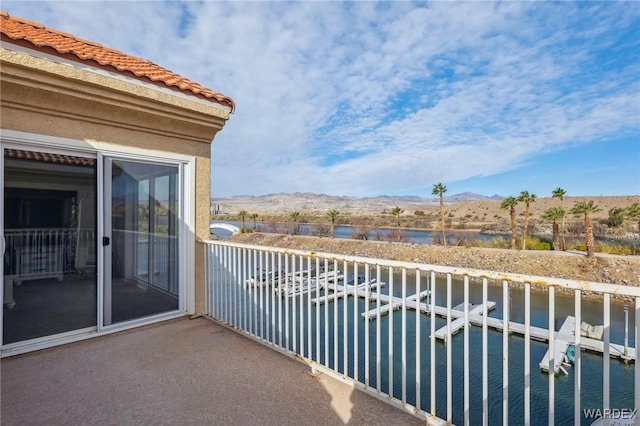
left=1, top=129, right=196, bottom=356
left=98, top=154, right=189, bottom=332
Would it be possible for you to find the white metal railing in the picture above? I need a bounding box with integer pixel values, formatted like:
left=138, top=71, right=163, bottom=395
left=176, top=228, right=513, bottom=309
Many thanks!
left=4, top=228, right=95, bottom=279
left=203, top=240, right=639, bottom=426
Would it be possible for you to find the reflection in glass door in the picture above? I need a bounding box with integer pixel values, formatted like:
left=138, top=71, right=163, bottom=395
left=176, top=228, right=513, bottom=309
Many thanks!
left=104, top=159, right=179, bottom=326
left=2, top=148, right=97, bottom=344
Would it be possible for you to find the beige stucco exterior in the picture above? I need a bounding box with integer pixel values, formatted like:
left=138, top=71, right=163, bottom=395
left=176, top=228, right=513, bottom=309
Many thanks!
left=0, top=45, right=231, bottom=315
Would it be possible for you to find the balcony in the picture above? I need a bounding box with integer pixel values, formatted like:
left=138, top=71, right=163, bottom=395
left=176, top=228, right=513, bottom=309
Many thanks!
left=1, top=316, right=420, bottom=425
left=2, top=239, right=638, bottom=426
left=203, top=240, right=638, bottom=425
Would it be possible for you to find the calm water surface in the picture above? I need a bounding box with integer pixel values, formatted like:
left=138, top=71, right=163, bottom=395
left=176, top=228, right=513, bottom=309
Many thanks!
left=215, top=263, right=635, bottom=426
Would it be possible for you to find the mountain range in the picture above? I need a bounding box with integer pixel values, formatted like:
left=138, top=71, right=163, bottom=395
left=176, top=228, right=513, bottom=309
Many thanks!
left=211, top=191, right=504, bottom=214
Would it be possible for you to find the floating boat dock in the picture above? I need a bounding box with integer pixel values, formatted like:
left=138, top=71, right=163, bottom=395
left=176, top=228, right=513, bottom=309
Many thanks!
left=434, top=302, right=497, bottom=343
left=309, top=284, right=636, bottom=366
left=538, top=315, right=635, bottom=374
left=540, top=316, right=576, bottom=375
left=311, top=280, right=385, bottom=304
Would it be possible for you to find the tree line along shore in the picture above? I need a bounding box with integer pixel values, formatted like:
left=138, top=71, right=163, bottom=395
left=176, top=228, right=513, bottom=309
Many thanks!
left=216, top=188, right=640, bottom=256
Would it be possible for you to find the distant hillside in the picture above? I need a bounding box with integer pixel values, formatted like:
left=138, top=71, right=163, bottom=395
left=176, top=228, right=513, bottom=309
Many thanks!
left=212, top=192, right=639, bottom=223
left=447, top=195, right=640, bottom=221
left=211, top=191, right=503, bottom=214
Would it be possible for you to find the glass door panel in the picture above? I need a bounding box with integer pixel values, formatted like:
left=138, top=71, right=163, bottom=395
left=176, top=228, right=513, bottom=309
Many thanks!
left=104, top=159, right=179, bottom=326
left=2, top=148, right=97, bottom=344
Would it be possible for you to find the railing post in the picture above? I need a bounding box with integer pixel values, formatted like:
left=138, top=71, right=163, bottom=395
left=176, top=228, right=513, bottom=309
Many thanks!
left=483, top=278, right=489, bottom=426
left=447, top=273, right=452, bottom=423
left=388, top=266, right=394, bottom=400
left=524, top=283, right=531, bottom=426
left=463, top=275, right=470, bottom=426
left=574, top=290, right=581, bottom=426
left=503, top=280, right=510, bottom=426
left=603, top=293, right=610, bottom=424
left=548, top=286, right=555, bottom=426
left=623, top=305, right=629, bottom=358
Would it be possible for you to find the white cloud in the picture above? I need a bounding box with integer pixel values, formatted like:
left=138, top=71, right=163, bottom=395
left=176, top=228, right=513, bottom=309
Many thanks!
left=3, top=1, right=639, bottom=197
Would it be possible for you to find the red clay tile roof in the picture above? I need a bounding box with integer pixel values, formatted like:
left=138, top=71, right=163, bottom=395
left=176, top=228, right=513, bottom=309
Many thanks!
left=0, top=11, right=234, bottom=112
left=4, top=148, right=96, bottom=166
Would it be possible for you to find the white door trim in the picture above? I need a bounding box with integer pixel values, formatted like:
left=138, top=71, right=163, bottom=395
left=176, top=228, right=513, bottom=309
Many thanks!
left=1, top=129, right=196, bottom=355
left=0, top=140, right=4, bottom=353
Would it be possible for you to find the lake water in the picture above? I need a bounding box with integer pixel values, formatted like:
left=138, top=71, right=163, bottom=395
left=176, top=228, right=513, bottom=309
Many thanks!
left=216, top=263, right=636, bottom=425
left=211, top=220, right=503, bottom=244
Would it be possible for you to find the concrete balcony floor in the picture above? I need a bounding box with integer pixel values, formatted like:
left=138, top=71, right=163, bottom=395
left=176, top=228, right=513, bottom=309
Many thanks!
left=1, top=317, right=422, bottom=425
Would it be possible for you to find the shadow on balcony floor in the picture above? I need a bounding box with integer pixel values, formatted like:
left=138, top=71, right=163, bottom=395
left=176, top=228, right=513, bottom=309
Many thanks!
left=1, top=316, right=422, bottom=425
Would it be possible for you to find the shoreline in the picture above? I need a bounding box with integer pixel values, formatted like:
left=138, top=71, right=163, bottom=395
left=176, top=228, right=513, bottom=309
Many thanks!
left=214, top=218, right=639, bottom=244
left=226, top=233, right=640, bottom=302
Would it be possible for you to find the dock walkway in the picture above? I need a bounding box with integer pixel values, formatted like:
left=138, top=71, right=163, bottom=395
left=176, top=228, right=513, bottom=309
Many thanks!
left=538, top=315, right=636, bottom=373
left=310, top=285, right=636, bottom=364
left=434, top=302, right=497, bottom=343
left=539, top=316, right=575, bottom=374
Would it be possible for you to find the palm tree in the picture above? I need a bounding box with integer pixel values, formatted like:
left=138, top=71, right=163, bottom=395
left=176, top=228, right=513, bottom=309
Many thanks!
left=290, top=211, right=300, bottom=235
left=238, top=210, right=248, bottom=232
left=432, top=183, right=447, bottom=246
left=500, top=196, right=519, bottom=250
left=326, top=209, right=340, bottom=238
left=518, top=191, right=536, bottom=250
left=541, top=207, right=565, bottom=251
left=569, top=200, right=601, bottom=258
left=625, top=202, right=640, bottom=241
left=390, top=206, right=404, bottom=241
left=552, top=188, right=567, bottom=250
left=250, top=213, right=259, bottom=230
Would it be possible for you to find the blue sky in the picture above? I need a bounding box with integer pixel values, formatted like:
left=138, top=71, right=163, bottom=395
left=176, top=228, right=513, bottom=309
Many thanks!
left=4, top=1, right=639, bottom=198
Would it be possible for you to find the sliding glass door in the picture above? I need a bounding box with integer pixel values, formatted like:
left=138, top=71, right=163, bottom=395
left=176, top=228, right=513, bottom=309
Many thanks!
left=2, top=148, right=97, bottom=344
left=1, top=139, right=189, bottom=350
left=103, top=158, right=180, bottom=326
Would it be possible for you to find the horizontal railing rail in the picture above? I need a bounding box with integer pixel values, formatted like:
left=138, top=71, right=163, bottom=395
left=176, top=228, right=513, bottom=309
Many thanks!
left=203, top=240, right=639, bottom=426
left=4, top=228, right=96, bottom=277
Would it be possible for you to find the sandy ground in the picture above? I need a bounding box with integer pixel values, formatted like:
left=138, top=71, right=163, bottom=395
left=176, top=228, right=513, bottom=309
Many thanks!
left=229, top=233, right=640, bottom=290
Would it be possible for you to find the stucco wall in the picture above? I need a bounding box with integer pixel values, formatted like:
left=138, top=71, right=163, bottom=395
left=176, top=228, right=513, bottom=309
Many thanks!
left=1, top=47, right=231, bottom=315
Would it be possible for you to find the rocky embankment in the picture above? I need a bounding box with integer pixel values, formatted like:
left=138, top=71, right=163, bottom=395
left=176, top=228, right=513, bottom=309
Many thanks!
left=229, top=233, right=640, bottom=288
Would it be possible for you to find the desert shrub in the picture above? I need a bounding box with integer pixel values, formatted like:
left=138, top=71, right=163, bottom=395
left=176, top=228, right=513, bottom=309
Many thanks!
left=385, top=230, right=411, bottom=243
left=597, top=243, right=633, bottom=255
left=469, top=236, right=512, bottom=249
left=526, top=238, right=551, bottom=251
left=262, top=220, right=279, bottom=233
left=568, top=221, right=585, bottom=235
left=415, top=210, right=425, bottom=216
left=373, top=230, right=386, bottom=241
left=451, top=235, right=470, bottom=246
left=485, top=237, right=511, bottom=249
left=606, top=208, right=625, bottom=228
left=592, top=223, right=608, bottom=238
left=572, top=242, right=587, bottom=252
left=351, top=219, right=372, bottom=240
left=431, top=234, right=442, bottom=245
left=313, top=224, right=330, bottom=237
left=351, top=228, right=370, bottom=240
left=480, top=222, right=511, bottom=234
left=567, top=220, right=607, bottom=237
